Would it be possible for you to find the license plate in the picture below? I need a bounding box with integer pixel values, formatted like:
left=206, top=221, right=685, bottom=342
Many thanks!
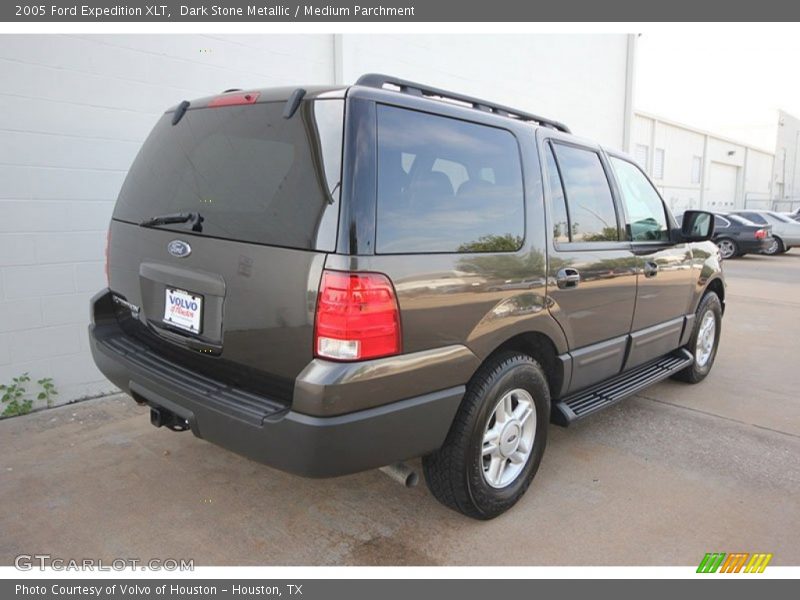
left=164, top=288, right=202, bottom=334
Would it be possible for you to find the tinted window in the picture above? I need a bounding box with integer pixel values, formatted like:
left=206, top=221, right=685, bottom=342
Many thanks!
left=375, top=105, right=524, bottom=254
left=728, top=214, right=750, bottom=226
left=714, top=215, right=730, bottom=228
left=113, top=100, right=343, bottom=250
left=609, top=157, right=669, bottom=241
left=552, top=144, right=619, bottom=242
left=544, top=145, right=570, bottom=243
left=738, top=212, right=767, bottom=225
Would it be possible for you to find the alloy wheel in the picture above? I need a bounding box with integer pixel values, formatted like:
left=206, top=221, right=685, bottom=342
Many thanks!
left=765, top=239, right=780, bottom=255
left=481, top=388, right=537, bottom=488
left=718, top=239, right=736, bottom=259
left=695, top=309, right=717, bottom=367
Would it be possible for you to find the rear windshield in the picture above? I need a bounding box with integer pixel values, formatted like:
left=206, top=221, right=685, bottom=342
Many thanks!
left=768, top=211, right=793, bottom=223
left=727, top=214, right=751, bottom=226
left=113, top=99, right=344, bottom=251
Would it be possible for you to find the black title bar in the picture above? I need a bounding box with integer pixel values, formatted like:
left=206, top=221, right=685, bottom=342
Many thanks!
left=4, top=0, right=800, bottom=21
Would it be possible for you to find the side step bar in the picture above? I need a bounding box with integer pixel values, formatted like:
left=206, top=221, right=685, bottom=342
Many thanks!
left=553, top=349, right=694, bottom=426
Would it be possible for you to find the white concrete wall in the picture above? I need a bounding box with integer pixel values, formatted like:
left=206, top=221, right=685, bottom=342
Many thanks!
left=338, top=34, right=633, bottom=149
left=632, top=114, right=707, bottom=213
left=0, top=34, right=334, bottom=405
left=0, top=33, right=632, bottom=408
left=745, top=149, right=777, bottom=208
left=633, top=112, right=774, bottom=214
left=773, top=110, right=800, bottom=207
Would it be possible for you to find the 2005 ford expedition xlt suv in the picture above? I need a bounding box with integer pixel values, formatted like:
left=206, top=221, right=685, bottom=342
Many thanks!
left=90, top=74, right=725, bottom=519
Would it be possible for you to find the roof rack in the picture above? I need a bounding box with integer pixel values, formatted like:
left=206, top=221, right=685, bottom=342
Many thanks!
left=355, top=73, right=571, bottom=134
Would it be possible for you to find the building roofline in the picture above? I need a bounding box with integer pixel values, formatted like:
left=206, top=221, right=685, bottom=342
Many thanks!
left=634, top=110, right=775, bottom=156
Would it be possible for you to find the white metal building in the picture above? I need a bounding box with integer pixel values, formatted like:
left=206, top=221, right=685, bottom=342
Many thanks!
left=632, top=112, right=775, bottom=214
left=0, top=33, right=637, bottom=406
left=772, top=110, right=800, bottom=210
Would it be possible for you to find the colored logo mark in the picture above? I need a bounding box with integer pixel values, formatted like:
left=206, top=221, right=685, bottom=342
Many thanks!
left=697, top=552, right=773, bottom=573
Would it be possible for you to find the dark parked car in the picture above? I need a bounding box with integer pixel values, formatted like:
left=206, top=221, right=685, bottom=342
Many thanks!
left=677, top=212, right=771, bottom=259
left=89, top=75, right=725, bottom=519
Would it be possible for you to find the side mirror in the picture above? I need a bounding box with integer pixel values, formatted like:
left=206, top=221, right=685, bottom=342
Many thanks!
left=677, top=210, right=715, bottom=242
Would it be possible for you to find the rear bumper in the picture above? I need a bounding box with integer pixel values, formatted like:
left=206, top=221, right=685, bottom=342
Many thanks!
left=738, top=238, right=773, bottom=254
left=89, top=290, right=466, bottom=478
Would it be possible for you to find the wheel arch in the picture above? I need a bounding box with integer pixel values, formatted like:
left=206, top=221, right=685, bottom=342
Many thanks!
left=704, top=276, right=726, bottom=314
left=476, top=331, right=565, bottom=400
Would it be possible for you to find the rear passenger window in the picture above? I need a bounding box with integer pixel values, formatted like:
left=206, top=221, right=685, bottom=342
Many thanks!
left=551, top=144, right=619, bottom=242
left=376, top=105, right=525, bottom=254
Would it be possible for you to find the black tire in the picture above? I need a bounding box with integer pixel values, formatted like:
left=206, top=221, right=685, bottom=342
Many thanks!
left=422, top=352, right=550, bottom=520
left=716, top=238, right=738, bottom=260
left=763, top=236, right=784, bottom=255
left=672, top=292, right=722, bottom=384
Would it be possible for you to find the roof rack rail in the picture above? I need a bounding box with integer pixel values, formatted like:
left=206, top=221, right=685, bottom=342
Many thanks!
left=355, top=73, right=571, bottom=134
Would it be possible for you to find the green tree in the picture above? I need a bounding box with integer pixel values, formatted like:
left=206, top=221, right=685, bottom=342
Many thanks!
left=457, top=233, right=523, bottom=253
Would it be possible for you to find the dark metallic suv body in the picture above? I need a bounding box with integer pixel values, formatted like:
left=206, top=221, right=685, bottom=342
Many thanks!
left=90, top=75, right=724, bottom=515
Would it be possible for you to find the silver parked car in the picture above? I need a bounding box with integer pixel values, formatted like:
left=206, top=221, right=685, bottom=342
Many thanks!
left=730, top=210, right=800, bottom=255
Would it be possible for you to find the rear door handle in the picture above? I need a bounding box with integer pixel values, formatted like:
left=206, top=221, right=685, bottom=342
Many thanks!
left=643, top=261, right=659, bottom=278
left=556, top=268, right=581, bottom=289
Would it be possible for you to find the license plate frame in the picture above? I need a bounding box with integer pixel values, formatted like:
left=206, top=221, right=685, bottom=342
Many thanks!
left=163, top=287, right=203, bottom=334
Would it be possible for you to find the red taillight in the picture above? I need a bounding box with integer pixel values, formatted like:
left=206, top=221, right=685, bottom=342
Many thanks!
left=755, top=229, right=768, bottom=240
left=314, top=270, right=401, bottom=361
left=208, top=91, right=260, bottom=108
left=104, top=227, right=111, bottom=286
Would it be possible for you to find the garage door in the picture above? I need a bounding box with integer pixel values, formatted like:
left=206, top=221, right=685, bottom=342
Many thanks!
left=707, top=162, right=738, bottom=210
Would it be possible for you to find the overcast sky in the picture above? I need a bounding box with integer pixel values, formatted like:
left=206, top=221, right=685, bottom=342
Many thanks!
left=635, top=31, right=800, bottom=151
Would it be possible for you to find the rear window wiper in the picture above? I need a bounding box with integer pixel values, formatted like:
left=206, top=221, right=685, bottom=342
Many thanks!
left=139, top=212, right=204, bottom=232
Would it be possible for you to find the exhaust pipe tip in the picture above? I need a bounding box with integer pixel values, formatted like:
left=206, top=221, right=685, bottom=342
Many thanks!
left=379, top=462, right=419, bottom=488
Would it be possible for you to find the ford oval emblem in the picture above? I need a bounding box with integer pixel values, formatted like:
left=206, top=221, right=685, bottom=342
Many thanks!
left=167, top=240, right=192, bottom=258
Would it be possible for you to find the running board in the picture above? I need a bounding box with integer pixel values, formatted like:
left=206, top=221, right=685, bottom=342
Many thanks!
left=553, top=349, right=694, bottom=426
